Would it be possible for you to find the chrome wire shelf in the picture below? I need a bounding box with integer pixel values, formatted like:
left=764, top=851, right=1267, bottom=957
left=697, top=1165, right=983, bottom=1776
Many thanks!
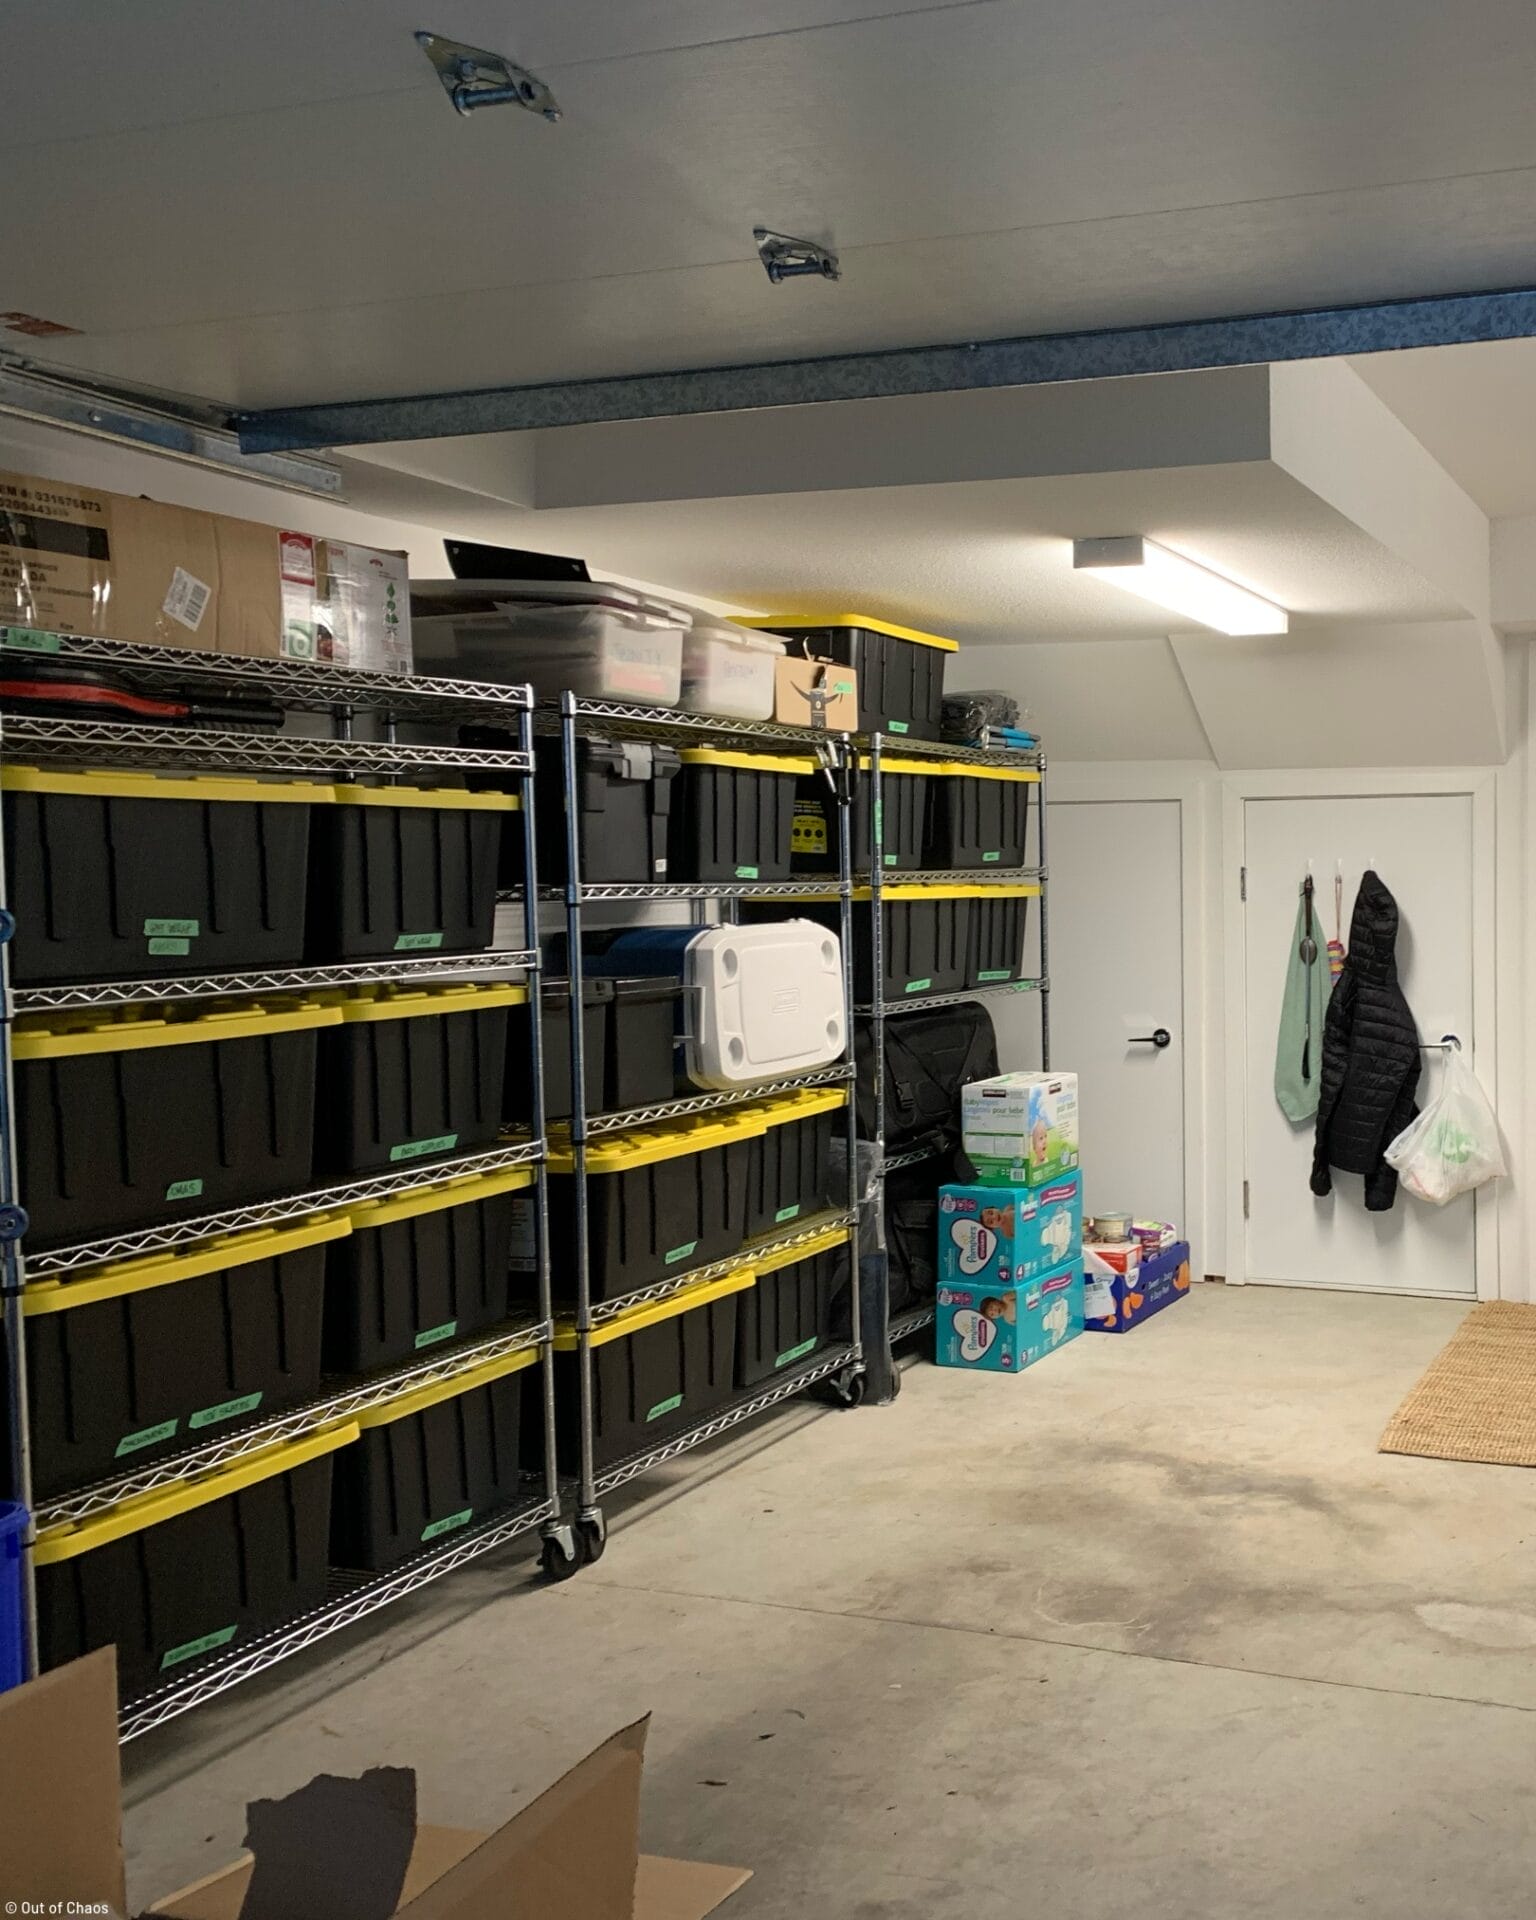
left=35, top=1319, right=551, bottom=1528
left=535, top=877, right=850, bottom=903
left=25, top=1135, right=546, bottom=1278
left=11, top=948, right=538, bottom=1013
left=578, top=1209, right=858, bottom=1328
left=117, top=1489, right=556, bottom=1741
left=582, top=1063, right=853, bottom=1138
left=539, top=697, right=847, bottom=753
left=856, top=731, right=1043, bottom=772
left=3, top=714, right=532, bottom=778
left=2, top=629, right=535, bottom=725
left=890, top=1304, right=936, bottom=1344
left=855, top=867, right=1044, bottom=888
left=882, top=1142, right=943, bottom=1173
left=592, top=1343, right=861, bottom=1498
left=858, top=976, right=1045, bottom=1017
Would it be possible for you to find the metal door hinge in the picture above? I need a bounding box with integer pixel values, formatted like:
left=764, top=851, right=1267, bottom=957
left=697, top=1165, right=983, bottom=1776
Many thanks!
left=1239, top=866, right=1247, bottom=902
left=1243, top=1179, right=1250, bottom=1218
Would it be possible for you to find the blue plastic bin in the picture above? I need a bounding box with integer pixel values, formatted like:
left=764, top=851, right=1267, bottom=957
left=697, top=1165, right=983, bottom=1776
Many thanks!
left=0, top=1502, right=28, bottom=1693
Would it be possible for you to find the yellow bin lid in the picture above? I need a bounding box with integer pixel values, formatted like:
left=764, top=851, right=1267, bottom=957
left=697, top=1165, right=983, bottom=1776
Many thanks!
left=0, top=766, right=334, bottom=806
left=23, top=1214, right=349, bottom=1316
left=552, top=1265, right=756, bottom=1350
left=547, top=1104, right=770, bottom=1176
left=12, top=996, right=343, bottom=1061
left=740, top=614, right=958, bottom=653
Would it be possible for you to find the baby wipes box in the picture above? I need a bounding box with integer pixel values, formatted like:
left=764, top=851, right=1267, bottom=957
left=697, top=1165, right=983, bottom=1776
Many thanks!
left=962, top=1071, right=1080, bottom=1185
left=938, top=1175, right=1083, bottom=1286
left=936, top=1262, right=1084, bottom=1373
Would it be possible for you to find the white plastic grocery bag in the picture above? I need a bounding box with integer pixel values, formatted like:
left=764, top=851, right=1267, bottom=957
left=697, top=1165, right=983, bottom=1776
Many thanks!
left=1385, top=1051, right=1507, bottom=1205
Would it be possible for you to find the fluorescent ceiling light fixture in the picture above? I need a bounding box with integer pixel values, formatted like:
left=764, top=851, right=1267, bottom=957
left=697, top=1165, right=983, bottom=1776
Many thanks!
left=1072, top=536, right=1288, bottom=635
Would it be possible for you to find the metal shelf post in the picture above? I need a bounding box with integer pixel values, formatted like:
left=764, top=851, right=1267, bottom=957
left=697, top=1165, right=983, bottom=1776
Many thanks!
left=1038, top=750, right=1052, bottom=1070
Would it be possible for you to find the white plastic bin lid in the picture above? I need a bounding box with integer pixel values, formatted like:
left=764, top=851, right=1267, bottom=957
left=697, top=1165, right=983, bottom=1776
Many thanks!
left=684, top=920, right=846, bottom=1087
left=685, top=619, right=785, bottom=655
left=410, top=577, right=695, bottom=627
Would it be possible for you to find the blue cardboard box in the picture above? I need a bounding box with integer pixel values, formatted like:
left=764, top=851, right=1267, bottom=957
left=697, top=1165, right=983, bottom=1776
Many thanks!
left=937, top=1174, right=1083, bottom=1288
left=936, top=1261, right=1084, bottom=1373
left=1083, top=1239, right=1192, bottom=1333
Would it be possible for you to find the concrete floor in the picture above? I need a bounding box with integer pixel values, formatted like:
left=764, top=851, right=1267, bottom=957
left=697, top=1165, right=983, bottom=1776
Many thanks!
left=122, top=1285, right=1536, bottom=1918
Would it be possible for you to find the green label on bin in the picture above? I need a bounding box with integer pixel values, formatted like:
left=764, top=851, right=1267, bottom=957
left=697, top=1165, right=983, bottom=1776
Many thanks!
left=390, top=1133, right=458, bottom=1162
left=1, top=627, right=61, bottom=653
left=160, top=1624, right=237, bottom=1670
left=148, top=937, right=191, bottom=956
left=664, top=1240, right=698, bottom=1264
left=884, top=852, right=898, bottom=866
left=144, top=917, right=200, bottom=938
left=887, top=719, right=910, bottom=735
left=773, top=1203, right=801, bottom=1224
left=165, top=1178, right=204, bottom=1201
left=904, top=978, right=932, bottom=994
left=415, top=1319, right=458, bottom=1349
left=116, top=1418, right=178, bottom=1458
left=394, top=931, right=444, bottom=951
left=775, top=1336, right=819, bottom=1370
left=189, top=1391, right=263, bottom=1429
left=981, top=850, right=1001, bottom=862
left=646, top=1393, right=684, bottom=1423
left=977, top=969, right=1013, bottom=982
left=735, top=864, right=759, bottom=880
left=421, top=1507, right=473, bottom=1543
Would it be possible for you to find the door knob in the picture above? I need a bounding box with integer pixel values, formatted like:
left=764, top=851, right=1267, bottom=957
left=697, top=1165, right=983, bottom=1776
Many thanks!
left=1129, top=1028, right=1172, bottom=1049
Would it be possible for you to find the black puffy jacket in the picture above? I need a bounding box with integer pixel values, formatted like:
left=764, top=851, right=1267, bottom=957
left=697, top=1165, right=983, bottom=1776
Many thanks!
left=1310, top=872, right=1421, bottom=1212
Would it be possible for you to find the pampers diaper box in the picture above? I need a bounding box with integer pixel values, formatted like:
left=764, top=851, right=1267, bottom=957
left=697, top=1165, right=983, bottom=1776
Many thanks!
left=938, top=1175, right=1084, bottom=1286
left=936, top=1263, right=1084, bottom=1374
left=962, top=1072, right=1079, bottom=1185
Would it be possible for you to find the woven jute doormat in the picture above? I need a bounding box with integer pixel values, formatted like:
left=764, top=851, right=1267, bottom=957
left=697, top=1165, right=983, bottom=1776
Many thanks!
left=1379, top=1301, right=1536, bottom=1466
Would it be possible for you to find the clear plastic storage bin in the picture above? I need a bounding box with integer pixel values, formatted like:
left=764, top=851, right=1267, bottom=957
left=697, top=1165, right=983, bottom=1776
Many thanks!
left=679, top=621, right=784, bottom=720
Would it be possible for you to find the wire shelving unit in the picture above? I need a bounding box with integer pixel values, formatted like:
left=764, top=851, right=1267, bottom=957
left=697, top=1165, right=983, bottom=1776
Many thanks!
left=0, top=632, right=572, bottom=1728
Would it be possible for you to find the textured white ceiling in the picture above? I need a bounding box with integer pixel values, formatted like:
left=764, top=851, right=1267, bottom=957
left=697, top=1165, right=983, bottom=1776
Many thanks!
left=6, top=0, right=1536, bottom=411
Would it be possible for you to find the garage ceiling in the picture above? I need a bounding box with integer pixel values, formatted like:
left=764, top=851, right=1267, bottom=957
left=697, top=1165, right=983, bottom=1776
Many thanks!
left=6, top=0, right=1536, bottom=413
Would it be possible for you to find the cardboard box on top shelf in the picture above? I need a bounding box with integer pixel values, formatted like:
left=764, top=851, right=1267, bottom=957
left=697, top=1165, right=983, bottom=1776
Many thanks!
left=0, top=1649, right=749, bottom=1920
left=0, top=467, right=412, bottom=673
left=773, top=653, right=858, bottom=731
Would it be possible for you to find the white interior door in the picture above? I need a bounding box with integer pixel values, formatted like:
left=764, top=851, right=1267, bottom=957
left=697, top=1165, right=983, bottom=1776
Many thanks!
left=1242, top=794, right=1476, bottom=1298
left=994, top=798, right=1185, bottom=1227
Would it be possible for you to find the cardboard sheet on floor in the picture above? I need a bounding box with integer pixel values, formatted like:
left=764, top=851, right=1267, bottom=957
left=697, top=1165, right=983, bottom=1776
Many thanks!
left=0, top=1652, right=748, bottom=1920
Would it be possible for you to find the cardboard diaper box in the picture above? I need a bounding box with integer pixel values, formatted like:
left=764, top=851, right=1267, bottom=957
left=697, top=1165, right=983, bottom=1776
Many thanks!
left=1083, top=1238, right=1192, bottom=1334
left=0, top=1649, right=748, bottom=1919
left=937, top=1173, right=1083, bottom=1286
left=936, top=1261, right=1084, bottom=1374
left=0, top=467, right=411, bottom=672
left=962, top=1071, right=1080, bottom=1185
left=773, top=653, right=858, bottom=730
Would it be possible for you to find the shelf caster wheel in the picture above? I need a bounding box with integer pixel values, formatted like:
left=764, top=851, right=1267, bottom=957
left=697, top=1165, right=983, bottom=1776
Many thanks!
left=577, top=1513, right=607, bottom=1566
left=813, top=1367, right=867, bottom=1410
left=540, top=1530, right=581, bottom=1583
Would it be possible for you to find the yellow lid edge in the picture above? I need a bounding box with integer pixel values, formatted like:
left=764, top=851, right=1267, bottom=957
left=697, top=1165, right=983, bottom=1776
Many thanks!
left=554, top=1264, right=757, bottom=1349
left=333, top=783, right=519, bottom=813
left=347, top=1164, right=534, bottom=1230
left=0, top=766, right=335, bottom=806
left=333, top=982, right=528, bottom=1023
left=737, top=1086, right=848, bottom=1128
left=678, top=748, right=819, bottom=776
left=741, top=614, right=959, bottom=652
left=352, top=1342, right=539, bottom=1428
left=548, top=1104, right=772, bottom=1174
left=33, top=1420, right=359, bottom=1564
left=751, top=1223, right=855, bottom=1278
left=13, top=1001, right=344, bottom=1061
left=861, top=883, right=1040, bottom=902
left=23, top=1214, right=350, bottom=1316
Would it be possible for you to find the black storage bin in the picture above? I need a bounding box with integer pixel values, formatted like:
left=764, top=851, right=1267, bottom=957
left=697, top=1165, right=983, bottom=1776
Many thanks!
left=1, top=764, right=325, bottom=985
left=329, top=1351, right=531, bottom=1572
left=605, top=976, right=683, bottom=1111
left=315, top=982, right=519, bottom=1177
left=505, top=978, right=608, bottom=1126
left=791, top=755, right=929, bottom=876
left=968, top=887, right=1034, bottom=988
left=23, top=1215, right=341, bottom=1500
left=533, top=737, right=681, bottom=884
left=669, top=748, right=813, bottom=882
left=757, top=889, right=969, bottom=1004
left=523, top=1107, right=765, bottom=1306
left=548, top=1272, right=746, bottom=1470
left=34, top=1422, right=351, bottom=1688
left=856, top=1002, right=998, bottom=1150
left=14, top=997, right=338, bottom=1249
left=886, top=1156, right=951, bottom=1317
left=324, top=1167, right=530, bottom=1374
left=308, top=783, right=512, bottom=961
left=737, top=1227, right=852, bottom=1388
left=739, top=1088, right=844, bottom=1238
left=746, top=616, right=955, bottom=740
left=927, top=764, right=1036, bottom=869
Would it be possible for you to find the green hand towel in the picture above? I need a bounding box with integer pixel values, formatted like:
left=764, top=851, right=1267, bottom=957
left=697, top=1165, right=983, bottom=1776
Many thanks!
left=1274, top=894, right=1332, bottom=1123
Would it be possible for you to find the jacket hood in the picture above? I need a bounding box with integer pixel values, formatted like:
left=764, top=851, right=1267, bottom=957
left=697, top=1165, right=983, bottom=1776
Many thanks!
left=1347, top=871, right=1400, bottom=980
